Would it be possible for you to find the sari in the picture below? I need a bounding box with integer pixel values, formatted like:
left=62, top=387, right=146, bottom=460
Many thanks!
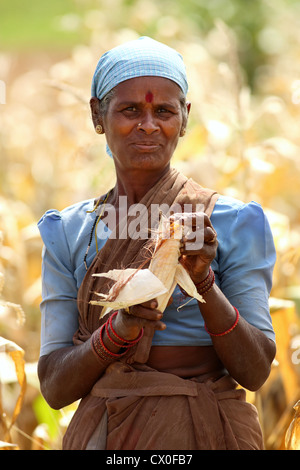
left=62, top=168, right=263, bottom=450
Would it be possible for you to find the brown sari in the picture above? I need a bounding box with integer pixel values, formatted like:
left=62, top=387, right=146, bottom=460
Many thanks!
left=62, top=168, right=263, bottom=450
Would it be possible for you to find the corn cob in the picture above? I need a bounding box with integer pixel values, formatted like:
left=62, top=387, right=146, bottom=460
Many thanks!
left=90, top=215, right=204, bottom=318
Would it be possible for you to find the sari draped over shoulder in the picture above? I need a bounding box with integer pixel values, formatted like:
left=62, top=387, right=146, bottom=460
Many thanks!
left=74, top=168, right=218, bottom=363
left=63, top=168, right=263, bottom=450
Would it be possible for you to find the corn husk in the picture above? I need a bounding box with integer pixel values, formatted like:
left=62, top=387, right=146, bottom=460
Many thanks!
left=91, top=268, right=168, bottom=310
left=90, top=214, right=205, bottom=318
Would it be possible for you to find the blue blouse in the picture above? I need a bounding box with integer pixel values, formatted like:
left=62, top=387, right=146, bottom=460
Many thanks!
left=38, top=195, right=276, bottom=356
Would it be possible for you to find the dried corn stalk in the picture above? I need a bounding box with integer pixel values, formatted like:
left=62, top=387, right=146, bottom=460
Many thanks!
left=0, top=337, right=26, bottom=445
left=285, top=400, right=300, bottom=450
left=91, top=214, right=205, bottom=318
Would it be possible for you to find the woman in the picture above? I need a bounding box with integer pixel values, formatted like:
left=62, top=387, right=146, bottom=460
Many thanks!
left=38, top=37, right=276, bottom=450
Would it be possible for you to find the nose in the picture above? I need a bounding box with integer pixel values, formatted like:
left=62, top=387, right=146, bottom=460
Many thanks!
left=137, top=111, right=159, bottom=134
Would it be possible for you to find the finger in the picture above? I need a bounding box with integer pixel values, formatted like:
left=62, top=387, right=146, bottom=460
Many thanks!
left=123, top=313, right=166, bottom=331
left=122, top=298, right=158, bottom=315
left=115, top=309, right=166, bottom=339
left=184, top=240, right=217, bottom=259
left=140, top=298, right=158, bottom=309
left=124, top=302, right=162, bottom=321
left=180, top=240, right=217, bottom=271
left=204, top=226, right=217, bottom=244
left=181, top=225, right=217, bottom=251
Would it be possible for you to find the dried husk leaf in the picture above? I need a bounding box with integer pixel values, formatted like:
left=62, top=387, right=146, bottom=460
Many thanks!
left=90, top=214, right=204, bottom=317
left=0, top=337, right=26, bottom=444
left=285, top=400, right=300, bottom=450
left=91, top=268, right=168, bottom=316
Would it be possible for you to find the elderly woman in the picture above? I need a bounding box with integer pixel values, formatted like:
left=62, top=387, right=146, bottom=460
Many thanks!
left=38, top=37, right=276, bottom=450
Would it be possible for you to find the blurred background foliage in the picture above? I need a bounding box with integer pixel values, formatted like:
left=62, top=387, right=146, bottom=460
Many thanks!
left=0, top=0, right=300, bottom=450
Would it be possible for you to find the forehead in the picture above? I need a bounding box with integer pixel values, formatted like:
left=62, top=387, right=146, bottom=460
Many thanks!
left=112, top=76, right=182, bottom=102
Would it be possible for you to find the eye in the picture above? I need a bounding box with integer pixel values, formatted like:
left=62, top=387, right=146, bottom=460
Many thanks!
left=121, top=106, right=139, bottom=117
left=157, top=105, right=176, bottom=114
left=121, top=105, right=138, bottom=112
left=156, top=107, right=174, bottom=117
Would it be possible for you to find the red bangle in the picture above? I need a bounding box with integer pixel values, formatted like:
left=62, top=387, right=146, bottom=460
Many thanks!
left=91, top=324, right=128, bottom=363
left=99, top=324, right=128, bottom=357
left=194, top=267, right=213, bottom=289
left=91, top=311, right=144, bottom=364
left=108, top=311, right=144, bottom=345
left=204, top=306, right=240, bottom=337
left=105, top=323, right=126, bottom=348
left=179, top=267, right=215, bottom=298
left=196, top=270, right=215, bottom=296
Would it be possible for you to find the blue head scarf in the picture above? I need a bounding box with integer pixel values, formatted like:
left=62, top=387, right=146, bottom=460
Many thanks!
left=91, top=36, right=188, bottom=156
left=91, top=36, right=188, bottom=100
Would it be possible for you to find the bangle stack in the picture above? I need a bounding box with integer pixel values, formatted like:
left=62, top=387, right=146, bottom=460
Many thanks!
left=194, top=267, right=215, bottom=296
left=179, top=266, right=215, bottom=299
left=91, top=311, right=144, bottom=363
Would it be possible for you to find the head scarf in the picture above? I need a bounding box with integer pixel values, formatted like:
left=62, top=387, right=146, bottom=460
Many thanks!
left=91, top=36, right=188, bottom=101
left=91, top=36, right=188, bottom=157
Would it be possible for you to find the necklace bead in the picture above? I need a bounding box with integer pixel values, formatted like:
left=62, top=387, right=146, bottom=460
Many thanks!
left=84, top=191, right=111, bottom=270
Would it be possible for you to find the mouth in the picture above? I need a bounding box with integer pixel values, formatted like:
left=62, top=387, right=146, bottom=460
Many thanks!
left=131, top=141, right=161, bottom=152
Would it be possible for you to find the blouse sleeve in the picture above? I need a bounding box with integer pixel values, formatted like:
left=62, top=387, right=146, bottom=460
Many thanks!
left=216, top=201, right=276, bottom=343
left=38, top=210, right=79, bottom=356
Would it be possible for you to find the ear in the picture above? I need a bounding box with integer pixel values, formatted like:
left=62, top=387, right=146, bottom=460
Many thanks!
left=90, top=97, right=103, bottom=130
left=180, top=102, right=191, bottom=136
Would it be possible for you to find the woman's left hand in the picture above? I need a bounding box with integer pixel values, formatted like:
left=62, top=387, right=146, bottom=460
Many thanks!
left=179, top=212, right=218, bottom=284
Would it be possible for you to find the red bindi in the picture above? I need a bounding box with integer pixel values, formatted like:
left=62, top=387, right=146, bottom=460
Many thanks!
left=145, top=91, right=153, bottom=103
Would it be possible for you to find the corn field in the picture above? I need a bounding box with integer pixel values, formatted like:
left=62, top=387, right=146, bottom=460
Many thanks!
left=0, top=0, right=300, bottom=450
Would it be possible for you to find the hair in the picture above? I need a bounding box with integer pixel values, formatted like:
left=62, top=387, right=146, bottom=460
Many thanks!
left=99, top=89, right=115, bottom=116
left=179, top=91, right=189, bottom=129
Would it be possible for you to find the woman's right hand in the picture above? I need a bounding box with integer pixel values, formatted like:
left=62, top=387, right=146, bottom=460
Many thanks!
left=113, top=300, right=166, bottom=341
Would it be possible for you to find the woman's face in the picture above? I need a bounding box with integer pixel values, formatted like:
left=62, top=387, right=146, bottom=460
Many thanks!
left=99, top=76, right=189, bottom=173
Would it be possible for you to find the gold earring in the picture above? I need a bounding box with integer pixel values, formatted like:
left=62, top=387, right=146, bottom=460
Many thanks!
left=95, top=124, right=103, bottom=134
left=180, top=128, right=186, bottom=136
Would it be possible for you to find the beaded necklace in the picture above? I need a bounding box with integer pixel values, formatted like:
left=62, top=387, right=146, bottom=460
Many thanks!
left=84, top=190, right=111, bottom=271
